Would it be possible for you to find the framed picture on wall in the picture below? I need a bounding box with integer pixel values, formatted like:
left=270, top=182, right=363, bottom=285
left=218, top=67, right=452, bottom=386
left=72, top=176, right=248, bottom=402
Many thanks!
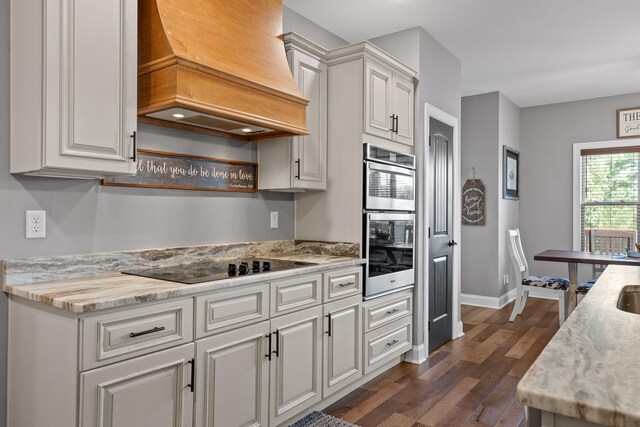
left=503, top=146, right=519, bottom=200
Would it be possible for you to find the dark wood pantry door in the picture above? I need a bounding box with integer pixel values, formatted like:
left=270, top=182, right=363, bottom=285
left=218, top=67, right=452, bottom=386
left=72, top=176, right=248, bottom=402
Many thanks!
left=428, top=117, right=454, bottom=352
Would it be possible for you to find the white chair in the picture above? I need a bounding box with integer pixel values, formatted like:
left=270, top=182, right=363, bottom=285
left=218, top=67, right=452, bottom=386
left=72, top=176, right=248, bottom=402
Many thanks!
left=507, top=229, right=569, bottom=326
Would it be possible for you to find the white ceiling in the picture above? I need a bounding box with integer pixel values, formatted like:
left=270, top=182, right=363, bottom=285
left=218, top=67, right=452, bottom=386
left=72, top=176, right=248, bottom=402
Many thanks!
left=283, top=0, right=640, bottom=107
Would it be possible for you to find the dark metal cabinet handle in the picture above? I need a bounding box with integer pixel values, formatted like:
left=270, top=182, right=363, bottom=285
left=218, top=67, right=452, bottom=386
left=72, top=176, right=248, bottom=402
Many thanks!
left=187, top=359, right=195, bottom=392
left=265, top=334, right=272, bottom=361
left=338, top=281, right=355, bottom=287
left=448, top=240, right=458, bottom=247
left=294, top=158, right=301, bottom=179
left=386, top=308, right=400, bottom=315
left=272, top=331, right=280, bottom=357
left=386, top=339, right=399, bottom=347
left=325, top=314, right=332, bottom=336
left=394, top=115, right=399, bottom=133
left=389, top=114, right=396, bottom=132
left=130, top=131, right=137, bottom=162
left=129, top=326, right=165, bottom=338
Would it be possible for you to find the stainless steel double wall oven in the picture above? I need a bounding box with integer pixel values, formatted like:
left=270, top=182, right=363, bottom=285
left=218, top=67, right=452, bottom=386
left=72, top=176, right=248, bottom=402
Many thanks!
left=363, top=144, right=416, bottom=299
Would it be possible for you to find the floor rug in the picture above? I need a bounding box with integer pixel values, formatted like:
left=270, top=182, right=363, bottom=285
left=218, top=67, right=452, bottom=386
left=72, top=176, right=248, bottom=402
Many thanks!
left=289, top=411, right=360, bottom=427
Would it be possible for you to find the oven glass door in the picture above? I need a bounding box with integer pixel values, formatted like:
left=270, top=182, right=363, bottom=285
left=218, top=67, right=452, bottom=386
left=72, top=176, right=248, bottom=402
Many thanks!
left=365, top=161, right=415, bottom=211
left=365, top=213, right=415, bottom=297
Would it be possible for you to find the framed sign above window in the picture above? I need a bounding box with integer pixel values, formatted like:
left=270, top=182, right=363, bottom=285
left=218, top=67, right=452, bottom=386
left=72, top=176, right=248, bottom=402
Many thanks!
left=617, top=107, right=640, bottom=138
left=503, top=146, right=519, bottom=200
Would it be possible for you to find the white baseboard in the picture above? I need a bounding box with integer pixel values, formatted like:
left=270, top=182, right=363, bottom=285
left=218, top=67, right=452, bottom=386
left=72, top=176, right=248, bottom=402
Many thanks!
left=461, top=288, right=517, bottom=309
left=404, top=344, right=427, bottom=364
left=455, top=321, right=465, bottom=338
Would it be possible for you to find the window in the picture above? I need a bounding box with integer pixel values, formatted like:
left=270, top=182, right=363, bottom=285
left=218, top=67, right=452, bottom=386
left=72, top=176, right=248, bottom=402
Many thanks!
left=579, top=147, right=640, bottom=252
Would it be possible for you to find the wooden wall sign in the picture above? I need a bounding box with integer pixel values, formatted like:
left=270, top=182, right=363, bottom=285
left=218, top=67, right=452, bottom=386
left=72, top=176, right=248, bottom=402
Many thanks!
left=102, top=149, right=258, bottom=192
left=462, top=179, right=485, bottom=225
left=617, top=107, right=640, bottom=138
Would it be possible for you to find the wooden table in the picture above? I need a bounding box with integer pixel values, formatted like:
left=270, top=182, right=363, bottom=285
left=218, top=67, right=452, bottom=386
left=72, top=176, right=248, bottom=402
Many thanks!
left=534, top=249, right=640, bottom=312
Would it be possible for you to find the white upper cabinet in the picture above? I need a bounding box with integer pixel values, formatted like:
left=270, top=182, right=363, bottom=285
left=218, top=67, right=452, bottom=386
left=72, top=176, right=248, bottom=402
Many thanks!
left=364, top=60, right=394, bottom=141
left=10, top=0, right=137, bottom=178
left=391, top=73, right=415, bottom=146
left=364, top=57, right=415, bottom=146
left=258, top=33, right=328, bottom=191
left=328, top=41, right=417, bottom=149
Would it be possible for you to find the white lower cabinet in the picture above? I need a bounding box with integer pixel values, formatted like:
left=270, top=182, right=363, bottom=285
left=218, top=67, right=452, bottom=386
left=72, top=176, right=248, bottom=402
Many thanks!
left=8, top=266, right=367, bottom=427
left=323, top=295, right=362, bottom=397
left=80, top=343, right=195, bottom=427
left=195, top=321, right=270, bottom=427
left=269, top=305, right=323, bottom=426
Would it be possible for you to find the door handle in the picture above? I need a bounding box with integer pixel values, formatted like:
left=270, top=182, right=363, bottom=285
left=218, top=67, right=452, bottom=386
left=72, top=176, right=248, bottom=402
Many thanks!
left=389, top=114, right=396, bottom=132
left=294, top=158, right=300, bottom=179
left=272, top=331, right=280, bottom=357
left=394, top=115, right=399, bottom=133
left=265, top=334, right=272, bottom=361
left=130, top=131, right=137, bottom=162
left=448, top=240, right=458, bottom=247
left=129, top=326, right=165, bottom=338
left=325, top=314, right=332, bottom=336
left=187, top=359, right=195, bottom=393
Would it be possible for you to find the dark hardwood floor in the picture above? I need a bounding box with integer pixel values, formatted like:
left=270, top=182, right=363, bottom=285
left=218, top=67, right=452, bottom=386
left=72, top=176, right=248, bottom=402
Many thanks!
left=324, top=298, right=559, bottom=427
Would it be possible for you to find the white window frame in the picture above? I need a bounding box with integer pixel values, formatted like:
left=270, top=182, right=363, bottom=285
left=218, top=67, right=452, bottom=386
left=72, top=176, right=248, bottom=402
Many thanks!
left=572, top=138, right=640, bottom=251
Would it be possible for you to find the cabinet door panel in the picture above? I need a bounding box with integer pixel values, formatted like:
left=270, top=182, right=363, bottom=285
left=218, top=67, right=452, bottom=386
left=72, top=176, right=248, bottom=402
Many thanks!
left=48, top=0, right=136, bottom=173
left=80, top=344, right=194, bottom=427
left=323, top=295, right=362, bottom=397
left=364, top=60, right=393, bottom=140
left=392, top=74, right=414, bottom=146
left=270, top=306, right=323, bottom=425
left=196, top=321, right=269, bottom=427
left=292, top=50, right=327, bottom=189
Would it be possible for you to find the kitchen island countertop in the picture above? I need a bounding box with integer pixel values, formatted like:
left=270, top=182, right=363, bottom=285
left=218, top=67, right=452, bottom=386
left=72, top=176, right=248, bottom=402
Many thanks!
left=2, top=254, right=365, bottom=314
left=517, top=264, right=640, bottom=426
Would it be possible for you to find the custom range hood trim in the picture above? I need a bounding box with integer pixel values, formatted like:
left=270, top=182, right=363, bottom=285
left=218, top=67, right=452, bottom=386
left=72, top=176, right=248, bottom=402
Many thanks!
left=138, top=0, right=309, bottom=141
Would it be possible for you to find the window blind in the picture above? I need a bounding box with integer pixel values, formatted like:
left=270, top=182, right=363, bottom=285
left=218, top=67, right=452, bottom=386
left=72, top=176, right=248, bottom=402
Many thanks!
left=580, top=151, right=640, bottom=252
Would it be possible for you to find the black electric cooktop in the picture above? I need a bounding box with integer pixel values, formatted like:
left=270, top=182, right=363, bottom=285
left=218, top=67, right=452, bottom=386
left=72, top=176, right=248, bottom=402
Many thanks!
left=122, top=258, right=313, bottom=284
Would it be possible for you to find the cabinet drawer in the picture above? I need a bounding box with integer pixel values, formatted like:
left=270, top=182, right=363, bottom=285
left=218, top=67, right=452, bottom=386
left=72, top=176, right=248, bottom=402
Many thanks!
left=195, top=283, right=269, bottom=338
left=81, top=299, right=193, bottom=370
left=363, top=290, right=412, bottom=333
left=363, top=316, right=412, bottom=374
left=270, top=273, right=321, bottom=317
left=323, top=266, right=362, bottom=302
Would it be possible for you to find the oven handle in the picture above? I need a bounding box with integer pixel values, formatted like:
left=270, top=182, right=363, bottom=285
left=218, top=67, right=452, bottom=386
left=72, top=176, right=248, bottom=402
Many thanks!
left=366, top=160, right=415, bottom=178
left=366, top=212, right=415, bottom=222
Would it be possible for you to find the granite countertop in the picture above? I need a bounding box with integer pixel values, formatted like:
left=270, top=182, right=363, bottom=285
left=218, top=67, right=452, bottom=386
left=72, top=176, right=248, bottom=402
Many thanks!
left=3, top=254, right=365, bottom=314
left=517, top=265, right=640, bottom=426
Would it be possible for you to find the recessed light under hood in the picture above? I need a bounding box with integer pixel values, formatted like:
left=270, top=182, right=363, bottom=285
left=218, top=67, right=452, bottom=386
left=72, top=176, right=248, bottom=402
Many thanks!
left=137, top=0, right=309, bottom=141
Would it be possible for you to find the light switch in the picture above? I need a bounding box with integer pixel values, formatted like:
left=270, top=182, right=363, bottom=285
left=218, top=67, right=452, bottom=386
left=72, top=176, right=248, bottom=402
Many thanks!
left=270, top=211, right=278, bottom=229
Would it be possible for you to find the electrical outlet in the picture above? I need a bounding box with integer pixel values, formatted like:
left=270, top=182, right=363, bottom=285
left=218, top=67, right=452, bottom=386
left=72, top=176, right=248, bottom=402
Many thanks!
left=270, top=211, right=278, bottom=229
left=503, top=274, right=509, bottom=286
left=26, top=210, right=46, bottom=239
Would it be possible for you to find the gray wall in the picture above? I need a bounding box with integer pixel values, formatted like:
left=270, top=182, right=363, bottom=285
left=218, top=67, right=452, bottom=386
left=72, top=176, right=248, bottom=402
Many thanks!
left=497, top=93, right=520, bottom=295
left=520, top=92, right=640, bottom=280
left=370, top=27, right=462, bottom=348
left=461, top=92, right=520, bottom=299
left=0, top=4, right=344, bottom=424
left=282, top=6, right=348, bottom=49
left=461, top=92, right=500, bottom=297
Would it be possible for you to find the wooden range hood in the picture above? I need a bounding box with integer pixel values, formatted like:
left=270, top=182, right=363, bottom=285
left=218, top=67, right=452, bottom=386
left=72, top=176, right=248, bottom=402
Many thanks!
left=138, top=0, right=309, bottom=141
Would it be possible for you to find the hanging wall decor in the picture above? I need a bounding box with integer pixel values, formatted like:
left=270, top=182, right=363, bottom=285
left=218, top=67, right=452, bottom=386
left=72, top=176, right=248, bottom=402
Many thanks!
left=102, top=149, right=258, bottom=192
left=503, top=146, right=520, bottom=200
left=617, top=107, right=640, bottom=138
left=462, top=168, right=485, bottom=225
